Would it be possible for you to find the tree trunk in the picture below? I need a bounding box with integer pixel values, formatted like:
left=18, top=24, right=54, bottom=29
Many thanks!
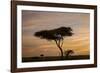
left=55, top=40, right=64, bottom=59
left=57, top=44, right=63, bottom=59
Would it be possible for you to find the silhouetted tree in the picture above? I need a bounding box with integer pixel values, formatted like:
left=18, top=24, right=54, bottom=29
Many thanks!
left=34, top=27, right=73, bottom=59
left=64, top=50, right=74, bottom=58
left=40, top=54, right=44, bottom=57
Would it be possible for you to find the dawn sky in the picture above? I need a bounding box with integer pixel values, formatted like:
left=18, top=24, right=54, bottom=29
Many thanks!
left=22, top=10, right=90, bottom=57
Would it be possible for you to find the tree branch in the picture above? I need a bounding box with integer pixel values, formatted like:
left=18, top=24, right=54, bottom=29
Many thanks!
left=61, top=39, right=63, bottom=48
left=54, top=39, right=63, bottom=59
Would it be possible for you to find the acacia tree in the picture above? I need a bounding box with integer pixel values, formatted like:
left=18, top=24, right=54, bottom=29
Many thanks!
left=64, top=50, right=74, bottom=58
left=34, top=27, right=73, bottom=59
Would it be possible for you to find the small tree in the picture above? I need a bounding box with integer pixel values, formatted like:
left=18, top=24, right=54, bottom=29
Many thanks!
left=34, top=27, right=73, bottom=59
left=40, top=54, right=44, bottom=57
left=64, top=50, right=74, bottom=58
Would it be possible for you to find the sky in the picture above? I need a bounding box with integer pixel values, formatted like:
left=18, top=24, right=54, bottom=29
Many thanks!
left=22, top=10, right=90, bottom=57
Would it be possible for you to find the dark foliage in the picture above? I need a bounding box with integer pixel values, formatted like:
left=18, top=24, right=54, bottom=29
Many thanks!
left=40, top=54, right=44, bottom=57
left=64, top=50, right=74, bottom=57
left=34, top=27, right=73, bottom=40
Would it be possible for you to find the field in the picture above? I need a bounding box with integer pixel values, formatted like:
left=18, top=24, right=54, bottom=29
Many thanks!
left=22, top=55, right=90, bottom=62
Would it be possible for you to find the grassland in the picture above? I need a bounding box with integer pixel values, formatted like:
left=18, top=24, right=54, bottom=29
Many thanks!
left=22, top=55, right=90, bottom=62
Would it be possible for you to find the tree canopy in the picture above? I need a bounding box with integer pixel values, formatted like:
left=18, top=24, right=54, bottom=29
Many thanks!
left=34, top=26, right=73, bottom=59
left=34, top=27, right=73, bottom=40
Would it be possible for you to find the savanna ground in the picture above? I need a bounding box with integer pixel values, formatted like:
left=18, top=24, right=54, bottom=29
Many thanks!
left=22, top=55, right=90, bottom=62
